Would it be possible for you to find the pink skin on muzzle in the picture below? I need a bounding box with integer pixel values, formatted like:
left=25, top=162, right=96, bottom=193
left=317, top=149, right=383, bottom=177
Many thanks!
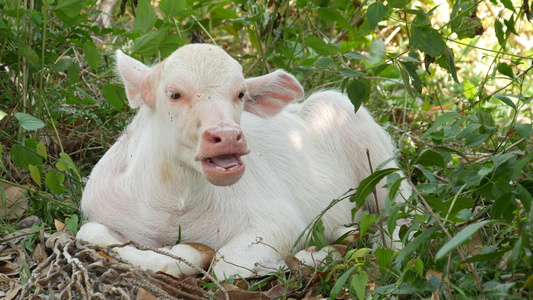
left=194, top=123, right=250, bottom=186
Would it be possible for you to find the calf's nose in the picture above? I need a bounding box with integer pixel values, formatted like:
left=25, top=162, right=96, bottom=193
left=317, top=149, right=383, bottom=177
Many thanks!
left=201, top=124, right=247, bottom=153
left=204, top=126, right=243, bottom=145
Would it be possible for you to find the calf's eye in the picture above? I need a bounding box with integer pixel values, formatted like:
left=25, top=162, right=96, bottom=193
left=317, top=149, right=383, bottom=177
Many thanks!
left=238, top=92, right=245, bottom=99
left=168, top=92, right=181, bottom=100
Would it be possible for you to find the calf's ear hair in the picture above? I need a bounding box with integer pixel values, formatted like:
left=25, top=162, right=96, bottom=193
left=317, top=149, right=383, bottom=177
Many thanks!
left=245, top=70, right=304, bottom=118
left=116, top=50, right=156, bottom=109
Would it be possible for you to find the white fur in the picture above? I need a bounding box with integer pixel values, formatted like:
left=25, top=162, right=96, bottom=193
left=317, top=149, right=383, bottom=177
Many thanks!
left=77, top=44, right=410, bottom=278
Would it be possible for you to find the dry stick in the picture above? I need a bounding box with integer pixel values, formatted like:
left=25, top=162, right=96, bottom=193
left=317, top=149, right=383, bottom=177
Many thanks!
left=366, top=149, right=388, bottom=247
left=405, top=162, right=482, bottom=291
left=153, top=273, right=211, bottom=300
left=0, top=227, right=52, bottom=243
left=114, top=241, right=230, bottom=300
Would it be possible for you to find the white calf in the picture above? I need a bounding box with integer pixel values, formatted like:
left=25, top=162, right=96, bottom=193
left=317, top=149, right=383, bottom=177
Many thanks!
left=77, top=44, right=409, bottom=278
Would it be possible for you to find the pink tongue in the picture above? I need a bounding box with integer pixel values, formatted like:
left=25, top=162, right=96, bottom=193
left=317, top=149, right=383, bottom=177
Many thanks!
left=210, top=154, right=239, bottom=168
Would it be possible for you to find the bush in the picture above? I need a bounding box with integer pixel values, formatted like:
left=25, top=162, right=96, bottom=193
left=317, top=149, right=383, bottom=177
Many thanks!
left=1, top=0, right=532, bottom=298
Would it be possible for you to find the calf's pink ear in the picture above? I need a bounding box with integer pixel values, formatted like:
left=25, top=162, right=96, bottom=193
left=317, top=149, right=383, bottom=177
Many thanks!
left=115, top=50, right=156, bottom=108
left=245, top=70, right=304, bottom=117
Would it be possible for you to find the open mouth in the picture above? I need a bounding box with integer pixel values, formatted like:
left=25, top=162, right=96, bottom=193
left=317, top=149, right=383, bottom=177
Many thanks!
left=200, top=153, right=246, bottom=186
left=203, top=154, right=244, bottom=172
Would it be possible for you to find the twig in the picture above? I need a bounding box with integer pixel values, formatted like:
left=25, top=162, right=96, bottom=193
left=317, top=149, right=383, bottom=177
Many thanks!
left=405, top=161, right=482, bottom=291
left=366, top=148, right=388, bottom=247
left=123, top=241, right=230, bottom=300
left=0, top=227, right=51, bottom=243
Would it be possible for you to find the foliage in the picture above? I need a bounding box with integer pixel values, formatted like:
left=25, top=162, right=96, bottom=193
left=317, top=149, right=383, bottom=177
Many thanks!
left=1, top=0, right=532, bottom=298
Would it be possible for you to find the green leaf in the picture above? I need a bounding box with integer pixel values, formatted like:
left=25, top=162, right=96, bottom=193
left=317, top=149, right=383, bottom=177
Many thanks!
left=359, top=212, right=376, bottom=237
left=102, top=83, right=126, bottom=111
left=421, top=112, right=461, bottom=139
left=367, top=2, right=388, bottom=30
left=506, top=236, right=522, bottom=270
left=500, top=0, right=516, bottom=13
left=317, top=8, right=353, bottom=32
left=416, top=149, right=445, bottom=169
left=492, top=152, right=516, bottom=169
left=413, top=258, right=424, bottom=277
left=17, top=43, right=39, bottom=67
left=346, top=78, right=371, bottom=114
left=304, top=35, right=340, bottom=56
left=66, top=214, right=79, bottom=235
left=444, top=47, right=459, bottom=83
left=436, top=220, right=496, bottom=260
left=54, top=0, right=88, bottom=19
left=45, top=170, right=66, bottom=194
left=411, top=7, right=431, bottom=27
left=56, top=152, right=81, bottom=181
left=133, top=0, right=158, bottom=33
left=329, top=266, right=356, bottom=299
left=513, top=152, right=533, bottom=178
left=493, top=94, right=516, bottom=109
left=36, top=141, right=47, bottom=160
left=398, top=61, right=422, bottom=94
left=133, top=27, right=169, bottom=56
left=158, top=35, right=188, bottom=58
left=347, top=248, right=371, bottom=260
left=504, top=16, right=518, bottom=35
left=344, top=51, right=369, bottom=60
left=375, top=248, right=394, bottom=267
left=388, top=0, right=411, bottom=9
left=84, top=42, right=101, bottom=71
left=410, top=26, right=446, bottom=57
left=451, top=16, right=483, bottom=39
left=351, top=272, right=368, bottom=300
left=387, top=206, right=399, bottom=236
left=492, top=192, right=515, bottom=221
left=396, top=227, right=438, bottom=267
left=497, top=63, right=514, bottom=78
left=351, top=168, right=401, bottom=208
left=314, top=57, right=336, bottom=69
left=0, top=110, right=6, bottom=121
left=159, top=0, right=187, bottom=18
left=0, top=18, right=13, bottom=39
left=516, top=184, right=532, bottom=212
left=310, top=219, right=329, bottom=250
left=465, top=134, right=489, bottom=147
left=515, top=124, right=532, bottom=139
left=68, top=62, right=79, bottom=84
left=398, top=62, right=416, bottom=97
left=14, top=113, right=45, bottom=130
left=338, top=69, right=364, bottom=78
left=494, top=19, right=505, bottom=47
left=10, top=142, right=43, bottom=170
left=50, top=58, right=73, bottom=72
left=28, top=164, right=41, bottom=188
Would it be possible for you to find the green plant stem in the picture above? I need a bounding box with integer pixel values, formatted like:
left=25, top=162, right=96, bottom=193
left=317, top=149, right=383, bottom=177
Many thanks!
left=461, top=65, right=533, bottom=113
left=42, top=100, right=64, bottom=154
left=444, top=183, right=467, bottom=222
left=37, top=1, right=49, bottom=134
left=405, top=161, right=482, bottom=291
left=190, top=15, right=216, bottom=44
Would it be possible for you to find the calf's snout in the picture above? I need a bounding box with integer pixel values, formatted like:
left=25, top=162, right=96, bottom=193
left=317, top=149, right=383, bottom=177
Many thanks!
left=201, top=124, right=248, bottom=155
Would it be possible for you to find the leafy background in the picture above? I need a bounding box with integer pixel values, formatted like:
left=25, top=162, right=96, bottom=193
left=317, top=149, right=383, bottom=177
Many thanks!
left=1, top=0, right=532, bottom=298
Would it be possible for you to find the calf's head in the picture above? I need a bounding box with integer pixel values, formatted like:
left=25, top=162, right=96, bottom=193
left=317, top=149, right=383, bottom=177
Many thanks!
left=116, top=44, right=304, bottom=186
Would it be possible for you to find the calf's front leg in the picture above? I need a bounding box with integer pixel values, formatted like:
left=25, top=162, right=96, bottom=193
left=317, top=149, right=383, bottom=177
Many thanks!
left=77, top=222, right=210, bottom=276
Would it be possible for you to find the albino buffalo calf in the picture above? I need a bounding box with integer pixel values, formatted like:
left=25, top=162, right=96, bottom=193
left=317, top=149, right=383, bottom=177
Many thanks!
left=77, top=44, right=409, bottom=277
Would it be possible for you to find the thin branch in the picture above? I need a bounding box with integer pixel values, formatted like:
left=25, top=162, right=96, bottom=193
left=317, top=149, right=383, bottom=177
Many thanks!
left=366, top=148, right=388, bottom=247
left=405, top=162, right=482, bottom=291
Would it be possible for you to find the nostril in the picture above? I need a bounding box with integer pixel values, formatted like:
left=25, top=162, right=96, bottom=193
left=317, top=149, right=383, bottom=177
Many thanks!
left=209, top=136, right=222, bottom=144
left=236, top=133, right=242, bottom=141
